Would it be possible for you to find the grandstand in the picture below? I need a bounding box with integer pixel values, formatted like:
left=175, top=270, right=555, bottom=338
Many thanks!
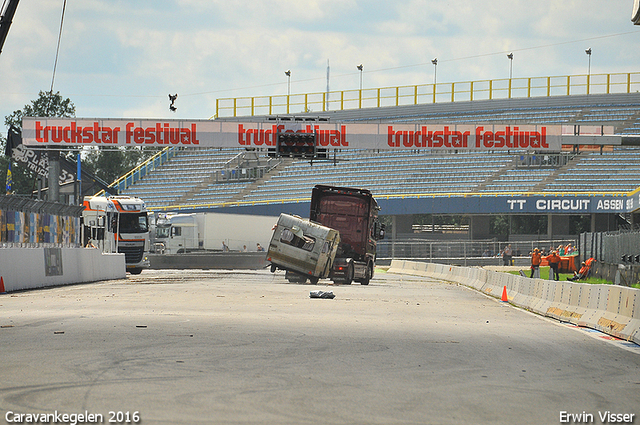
left=119, top=90, right=640, bottom=237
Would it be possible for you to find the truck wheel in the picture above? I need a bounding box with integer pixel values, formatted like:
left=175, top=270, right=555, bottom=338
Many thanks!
left=360, top=263, right=373, bottom=285
left=344, top=263, right=354, bottom=285
left=129, top=268, right=142, bottom=275
left=310, top=276, right=320, bottom=285
left=270, top=264, right=277, bottom=273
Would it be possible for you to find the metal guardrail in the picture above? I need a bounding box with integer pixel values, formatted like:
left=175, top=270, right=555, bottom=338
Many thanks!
left=216, top=72, right=640, bottom=118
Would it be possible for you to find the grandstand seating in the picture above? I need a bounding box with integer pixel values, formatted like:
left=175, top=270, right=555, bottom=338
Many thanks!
left=120, top=92, right=640, bottom=210
left=542, top=148, right=640, bottom=193
left=122, top=148, right=247, bottom=208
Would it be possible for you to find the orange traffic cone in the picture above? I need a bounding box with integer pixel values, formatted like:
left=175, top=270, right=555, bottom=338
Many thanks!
left=0, top=276, right=5, bottom=294
left=501, top=285, right=508, bottom=302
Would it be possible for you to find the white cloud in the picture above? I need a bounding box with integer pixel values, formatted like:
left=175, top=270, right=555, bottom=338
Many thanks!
left=1, top=0, right=639, bottom=126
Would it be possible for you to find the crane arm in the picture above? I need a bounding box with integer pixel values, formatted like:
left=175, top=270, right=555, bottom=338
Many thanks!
left=0, top=0, right=20, bottom=56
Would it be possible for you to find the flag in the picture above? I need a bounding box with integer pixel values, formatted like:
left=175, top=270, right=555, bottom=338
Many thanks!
left=5, top=125, right=21, bottom=157
left=5, top=162, right=12, bottom=195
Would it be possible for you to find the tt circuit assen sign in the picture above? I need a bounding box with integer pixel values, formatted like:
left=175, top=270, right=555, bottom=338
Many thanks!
left=373, top=194, right=636, bottom=216
left=504, top=196, right=630, bottom=214
left=22, top=118, right=564, bottom=151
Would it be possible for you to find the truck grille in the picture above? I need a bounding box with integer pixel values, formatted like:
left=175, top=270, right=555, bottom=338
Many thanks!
left=118, top=245, right=145, bottom=264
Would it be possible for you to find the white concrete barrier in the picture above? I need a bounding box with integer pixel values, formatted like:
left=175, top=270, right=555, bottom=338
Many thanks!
left=528, top=279, right=552, bottom=315
left=596, top=286, right=638, bottom=340
left=0, top=248, right=125, bottom=293
left=388, top=259, right=406, bottom=274
left=511, top=275, right=535, bottom=307
left=545, top=281, right=569, bottom=321
left=630, top=294, right=640, bottom=344
left=388, top=260, right=640, bottom=345
left=578, top=285, right=610, bottom=329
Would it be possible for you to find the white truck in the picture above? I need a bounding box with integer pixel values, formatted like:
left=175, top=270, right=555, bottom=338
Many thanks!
left=152, top=212, right=277, bottom=254
left=82, top=195, right=151, bottom=274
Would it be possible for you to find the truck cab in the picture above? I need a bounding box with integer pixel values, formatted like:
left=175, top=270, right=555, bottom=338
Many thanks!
left=82, top=195, right=150, bottom=274
left=151, top=213, right=201, bottom=254
left=310, top=185, right=385, bottom=284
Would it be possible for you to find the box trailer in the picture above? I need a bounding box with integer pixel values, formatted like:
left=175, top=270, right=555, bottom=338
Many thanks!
left=152, top=212, right=277, bottom=254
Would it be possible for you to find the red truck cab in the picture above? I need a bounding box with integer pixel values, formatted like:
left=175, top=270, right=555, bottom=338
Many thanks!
left=310, top=185, right=385, bottom=284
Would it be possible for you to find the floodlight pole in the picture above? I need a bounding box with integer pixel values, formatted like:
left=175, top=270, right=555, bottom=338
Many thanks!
left=431, top=58, right=438, bottom=103
left=285, top=70, right=291, bottom=96
left=357, top=64, right=363, bottom=108
left=585, top=48, right=592, bottom=95
left=431, top=58, right=438, bottom=85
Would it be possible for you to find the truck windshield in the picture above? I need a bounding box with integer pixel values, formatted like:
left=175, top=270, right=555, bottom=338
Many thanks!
left=155, top=226, right=170, bottom=239
left=118, top=212, right=149, bottom=233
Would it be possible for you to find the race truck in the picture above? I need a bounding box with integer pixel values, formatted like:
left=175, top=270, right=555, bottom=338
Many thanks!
left=267, top=185, right=385, bottom=285
left=310, top=185, right=385, bottom=285
left=82, top=195, right=150, bottom=274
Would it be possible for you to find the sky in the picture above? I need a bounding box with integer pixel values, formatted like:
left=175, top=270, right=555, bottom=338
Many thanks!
left=1, top=0, right=639, bottom=133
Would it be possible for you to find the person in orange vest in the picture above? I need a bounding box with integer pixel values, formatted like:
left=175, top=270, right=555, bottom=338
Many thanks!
left=569, top=261, right=589, bottom=281
left=546, top=250, right=561, bottom=280
left=568, top=257, right=596, bottom=281
left=530, top=248, right=542, bottom=278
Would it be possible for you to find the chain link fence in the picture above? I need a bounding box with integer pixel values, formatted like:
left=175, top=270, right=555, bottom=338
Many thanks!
left=378, top=238, right=577, bottom=266
left=580, top=230, right=640, bottom=265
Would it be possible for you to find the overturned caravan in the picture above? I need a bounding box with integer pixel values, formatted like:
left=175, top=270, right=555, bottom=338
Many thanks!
left=266, top=213, right=340, bottom=284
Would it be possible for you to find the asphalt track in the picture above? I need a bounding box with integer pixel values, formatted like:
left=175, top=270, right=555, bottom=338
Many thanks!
left=0, top=268, right=639, bottom=425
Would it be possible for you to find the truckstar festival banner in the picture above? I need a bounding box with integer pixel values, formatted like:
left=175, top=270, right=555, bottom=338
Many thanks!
left=22, top=117, right=567, bottom=151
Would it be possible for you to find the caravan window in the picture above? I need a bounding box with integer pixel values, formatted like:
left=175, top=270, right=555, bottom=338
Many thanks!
left=280, top=228, right=315, bottom=252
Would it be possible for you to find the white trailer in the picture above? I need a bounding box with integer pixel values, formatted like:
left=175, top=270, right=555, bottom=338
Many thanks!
left=153, top=212, right=277, bottom=254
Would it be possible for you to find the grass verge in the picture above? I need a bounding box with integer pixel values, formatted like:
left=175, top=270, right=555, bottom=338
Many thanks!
left=506, top=266, right=640, bottom=287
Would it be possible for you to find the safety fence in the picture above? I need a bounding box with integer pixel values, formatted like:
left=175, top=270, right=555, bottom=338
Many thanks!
left=378, top=238, right=576, bottom=266
left=0, top=195, right=84, bottom=248
left=580, top=229, right=640, bottom=265
left=216, top=71, right=640, bottom=117
left=388, top=259, right=640, bottom=345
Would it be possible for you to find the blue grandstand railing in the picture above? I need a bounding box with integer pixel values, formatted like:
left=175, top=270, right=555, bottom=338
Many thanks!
left=104, top=146, right=179, bottom=195
left=215, top=71, right=640, bottom=118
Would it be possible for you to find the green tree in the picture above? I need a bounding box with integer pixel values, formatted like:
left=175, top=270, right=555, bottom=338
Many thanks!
left=82, top=147, right=148, bottom=185
left=1, top=91, right=76, bottom=195
left=2, top=90, right=152, bottom=195
left=569, top=215, right=591, bottom=235
left=4, top=90, right=76, bottom=131
left=490, top=215, right=509, bottom=237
